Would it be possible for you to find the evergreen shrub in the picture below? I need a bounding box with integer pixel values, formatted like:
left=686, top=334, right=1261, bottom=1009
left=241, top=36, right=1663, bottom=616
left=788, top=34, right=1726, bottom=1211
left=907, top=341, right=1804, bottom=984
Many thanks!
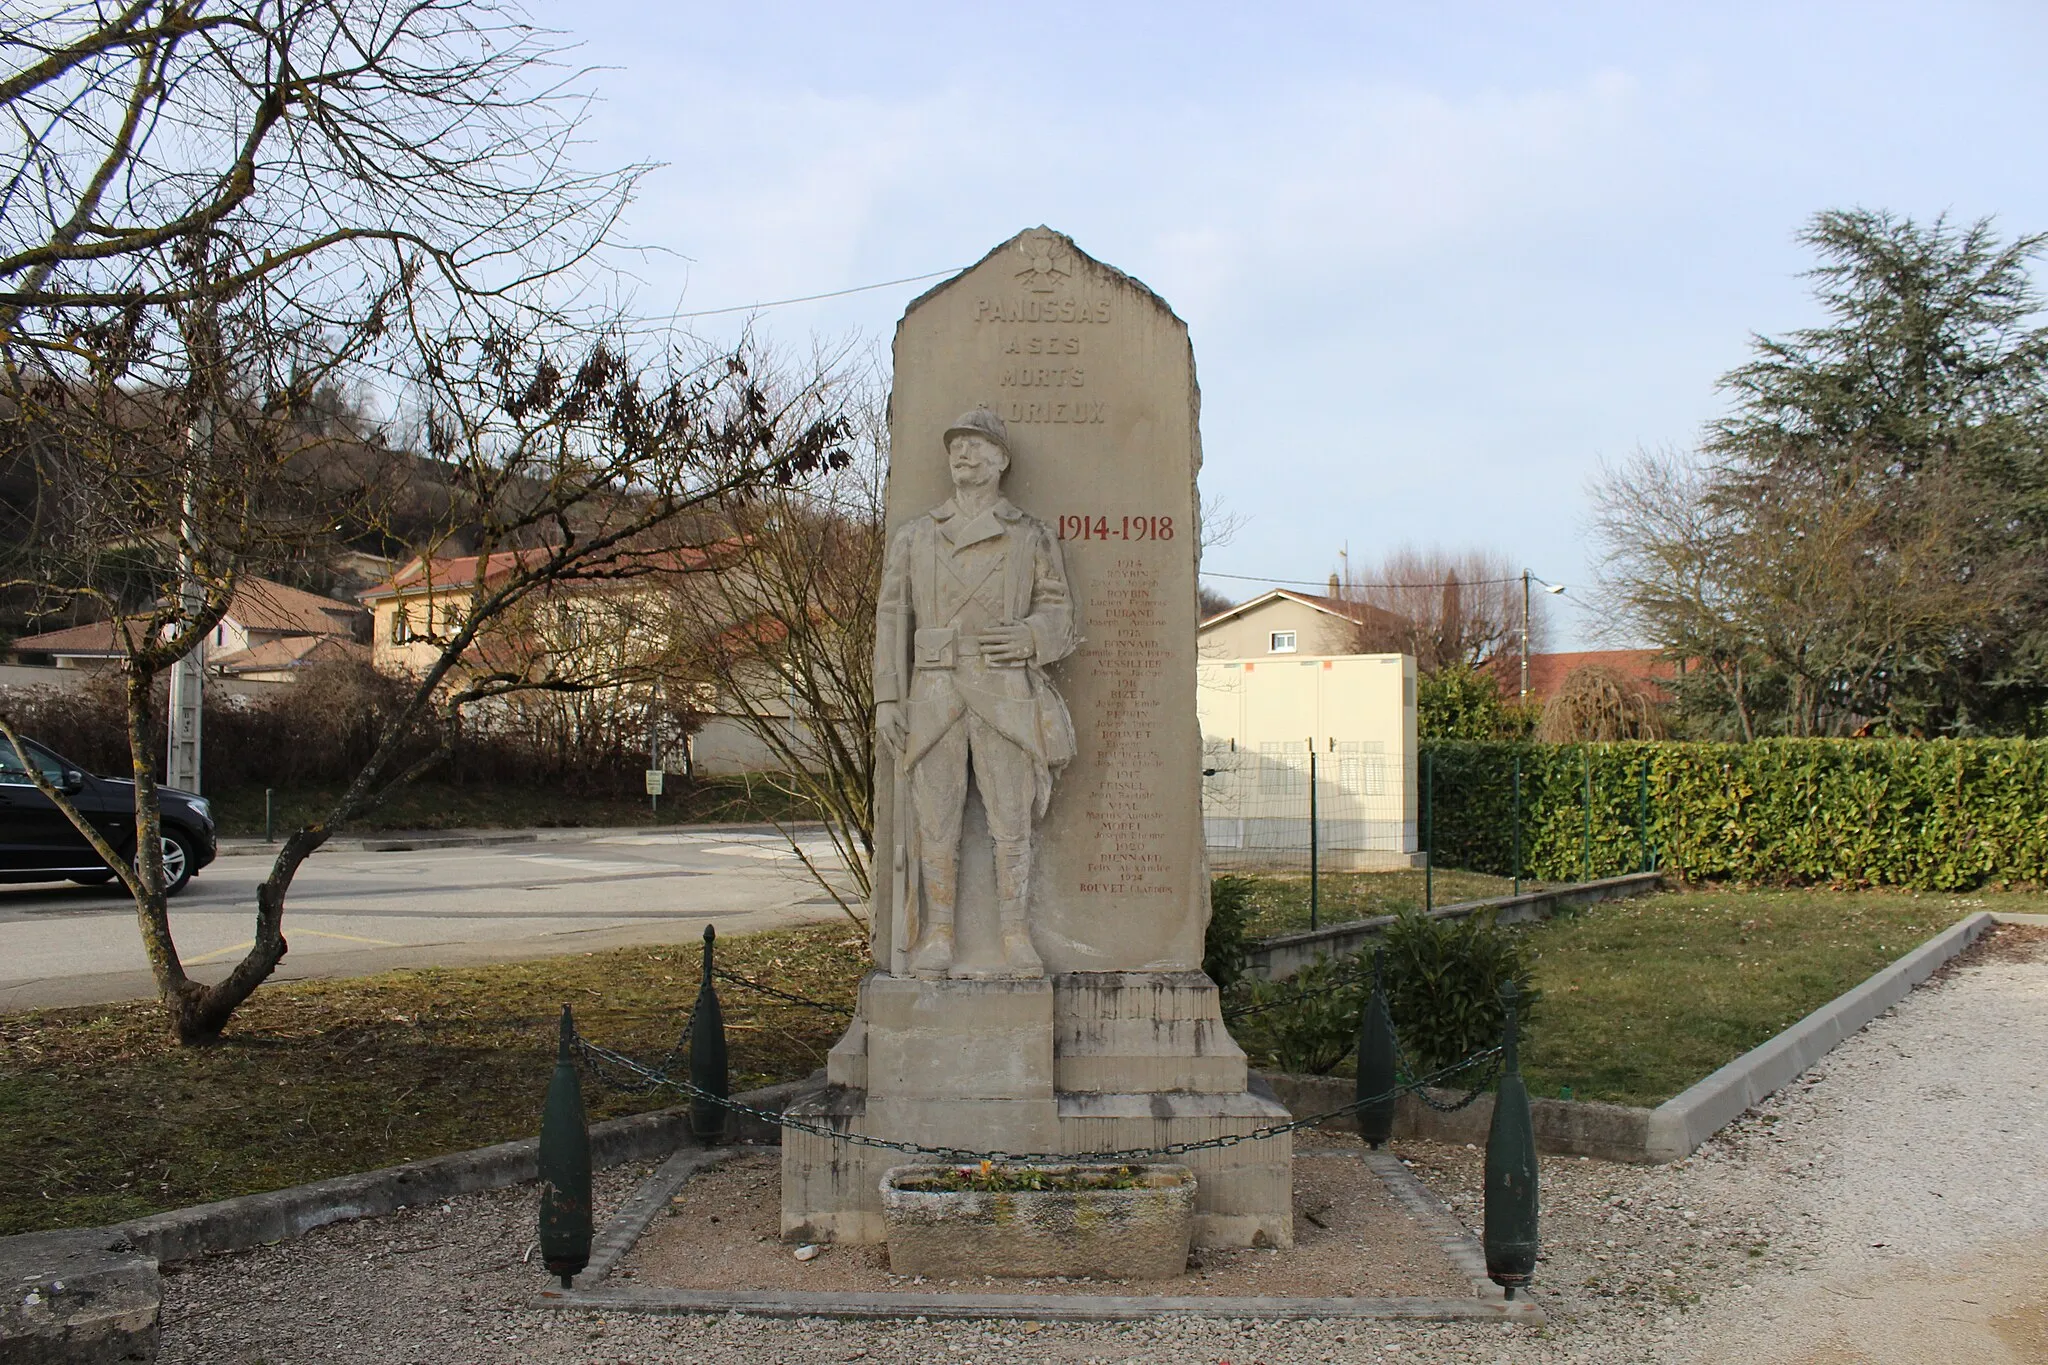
left=1425, top=738, right=2048, bottom=890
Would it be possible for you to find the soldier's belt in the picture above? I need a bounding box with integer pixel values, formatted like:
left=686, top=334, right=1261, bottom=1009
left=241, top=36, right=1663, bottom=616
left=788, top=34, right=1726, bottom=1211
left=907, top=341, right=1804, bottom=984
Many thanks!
left=914, top=626, right=958, bottom=669
left=914, top=625, right=1027, bottom=669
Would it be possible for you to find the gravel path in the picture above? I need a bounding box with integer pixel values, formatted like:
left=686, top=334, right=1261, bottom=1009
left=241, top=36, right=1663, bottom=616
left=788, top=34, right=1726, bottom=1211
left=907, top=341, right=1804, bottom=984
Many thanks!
left=156, top=928, right=2048, bottom=1364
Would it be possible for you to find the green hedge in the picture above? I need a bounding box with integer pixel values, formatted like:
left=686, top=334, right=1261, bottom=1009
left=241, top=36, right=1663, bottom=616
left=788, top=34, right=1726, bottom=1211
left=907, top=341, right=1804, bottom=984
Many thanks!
left=1422, top=739, right=2048, bottom=891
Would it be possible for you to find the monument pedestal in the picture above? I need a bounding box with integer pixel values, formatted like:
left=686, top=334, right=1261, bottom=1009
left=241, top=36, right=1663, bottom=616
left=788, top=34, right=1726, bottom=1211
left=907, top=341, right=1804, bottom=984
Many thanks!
left=780, top=971, right=1294, bottom=1249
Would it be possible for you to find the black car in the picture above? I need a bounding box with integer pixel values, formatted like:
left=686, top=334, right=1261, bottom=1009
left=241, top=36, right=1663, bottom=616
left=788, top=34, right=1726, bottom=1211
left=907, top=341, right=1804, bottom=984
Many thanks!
left=0, top=736, right=218, bottom=895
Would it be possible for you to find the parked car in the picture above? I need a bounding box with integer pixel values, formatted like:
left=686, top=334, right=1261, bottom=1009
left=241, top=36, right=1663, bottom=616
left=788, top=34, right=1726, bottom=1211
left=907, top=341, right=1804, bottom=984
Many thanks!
left=0, top=736, right=218, bottom=895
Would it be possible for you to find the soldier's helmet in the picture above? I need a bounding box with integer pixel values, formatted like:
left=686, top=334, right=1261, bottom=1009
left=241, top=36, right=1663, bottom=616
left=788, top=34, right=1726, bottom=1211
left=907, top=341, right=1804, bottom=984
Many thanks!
left=943, top=408, right=1011, bottom=461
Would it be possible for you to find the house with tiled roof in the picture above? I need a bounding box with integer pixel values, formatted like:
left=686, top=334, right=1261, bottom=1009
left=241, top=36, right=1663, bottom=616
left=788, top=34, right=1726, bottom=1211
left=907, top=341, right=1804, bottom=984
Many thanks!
left=1197, top=587, right=1407, bottom=660
left=354, top=544, right=740, bottom=680
left=1484, top=649, right=1676, bottom=705
left=6, top=576, right=367, bottom=678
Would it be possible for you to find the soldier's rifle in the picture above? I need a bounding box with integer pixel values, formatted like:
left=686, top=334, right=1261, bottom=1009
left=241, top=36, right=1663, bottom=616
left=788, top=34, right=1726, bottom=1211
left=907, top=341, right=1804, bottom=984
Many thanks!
left=889, top=598, right=917, bottom=977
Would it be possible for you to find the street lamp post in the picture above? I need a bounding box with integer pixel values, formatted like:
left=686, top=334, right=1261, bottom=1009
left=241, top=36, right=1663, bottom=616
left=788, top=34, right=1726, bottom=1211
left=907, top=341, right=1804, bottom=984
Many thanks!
left=1520, top=570, right=1566, bottom=704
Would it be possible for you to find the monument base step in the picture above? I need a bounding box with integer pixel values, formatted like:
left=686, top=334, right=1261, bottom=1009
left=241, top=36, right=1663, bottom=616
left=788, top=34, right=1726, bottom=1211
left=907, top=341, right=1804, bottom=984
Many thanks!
left=779, top=1084, right=1295, bottom=1250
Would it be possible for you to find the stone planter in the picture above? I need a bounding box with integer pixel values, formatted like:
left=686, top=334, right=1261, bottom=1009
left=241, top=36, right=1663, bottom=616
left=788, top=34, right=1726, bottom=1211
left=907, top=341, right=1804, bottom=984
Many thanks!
left=879, top=1163, right=1195, bottom=1279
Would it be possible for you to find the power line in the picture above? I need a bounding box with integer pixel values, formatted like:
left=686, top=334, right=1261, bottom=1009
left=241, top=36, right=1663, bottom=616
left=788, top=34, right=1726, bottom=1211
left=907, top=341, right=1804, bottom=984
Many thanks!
left=671, top=267, right=968, bottom=320
left=1202, top=570, right=1538, bottom=592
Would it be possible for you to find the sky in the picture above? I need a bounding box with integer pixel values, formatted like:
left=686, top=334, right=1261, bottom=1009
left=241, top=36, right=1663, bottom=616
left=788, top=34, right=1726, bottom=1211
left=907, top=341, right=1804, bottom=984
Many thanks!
left=546, top=1, right=2048, bottom=648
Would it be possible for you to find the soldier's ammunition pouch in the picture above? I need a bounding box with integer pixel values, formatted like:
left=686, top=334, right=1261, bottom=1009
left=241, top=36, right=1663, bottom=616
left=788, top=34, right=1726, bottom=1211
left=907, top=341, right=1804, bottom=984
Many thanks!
left=914, top=626, right=958, bottom=670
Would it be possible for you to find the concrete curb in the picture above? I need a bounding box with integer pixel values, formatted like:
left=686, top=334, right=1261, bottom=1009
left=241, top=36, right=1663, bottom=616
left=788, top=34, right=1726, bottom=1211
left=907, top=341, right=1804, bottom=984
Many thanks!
left=1247, top=872, right=1664, bottom=980
left=214, top=821, right=829, bottom=858
left=1263, top=1075, right=1652, bottom=1164
left=0, top=1088, right=794, bottom=1362
left=1266, top=908, right=2022, bottom=1165
left=1642, top=909, right=2001, bottom=1161
left=578, top=1147, right=743, bottom=1287
left=533, top=1284, right=1545, bottom=1323
left=0, top=1227, right=161, bottom=1364
left=0, top=1078, right=806, bottom=1274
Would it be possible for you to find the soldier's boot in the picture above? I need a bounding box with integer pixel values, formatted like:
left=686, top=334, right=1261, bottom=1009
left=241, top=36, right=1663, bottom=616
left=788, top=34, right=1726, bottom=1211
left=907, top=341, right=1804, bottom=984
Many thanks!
left=909, top=854, right=956, bottom=978
left=994, top=842, right=1043, bottom=979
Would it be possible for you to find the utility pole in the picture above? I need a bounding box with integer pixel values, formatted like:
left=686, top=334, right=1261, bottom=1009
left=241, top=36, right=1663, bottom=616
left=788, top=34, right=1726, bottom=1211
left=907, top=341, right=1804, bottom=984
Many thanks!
left=1520, top=570, right=1531, bottom=703
left=648, top=678, right=664, bottom=818
left=1520, top=570, right=1565, bottom=705
left=164, top=410, right=209, bottom=794
left=166, top=261, right=219, bottom=797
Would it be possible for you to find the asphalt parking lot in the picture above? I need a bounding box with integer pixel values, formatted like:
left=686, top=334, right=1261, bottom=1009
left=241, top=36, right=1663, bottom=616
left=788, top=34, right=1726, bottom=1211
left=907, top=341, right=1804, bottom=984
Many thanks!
left=0, top=827, right=856, bottom=1011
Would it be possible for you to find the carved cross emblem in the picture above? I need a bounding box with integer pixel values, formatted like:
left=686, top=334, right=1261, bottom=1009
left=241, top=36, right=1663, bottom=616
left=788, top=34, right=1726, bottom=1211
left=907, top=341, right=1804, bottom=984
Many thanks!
left=1015, top=233, right=1071, bottom=293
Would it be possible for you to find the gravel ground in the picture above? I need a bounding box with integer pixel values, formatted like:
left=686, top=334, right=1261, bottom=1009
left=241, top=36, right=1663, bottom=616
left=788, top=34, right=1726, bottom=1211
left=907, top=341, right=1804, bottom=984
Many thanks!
left=620, top=1146, right=1470, bottom=1299
left=156, top=927, right=2048, bottom=1363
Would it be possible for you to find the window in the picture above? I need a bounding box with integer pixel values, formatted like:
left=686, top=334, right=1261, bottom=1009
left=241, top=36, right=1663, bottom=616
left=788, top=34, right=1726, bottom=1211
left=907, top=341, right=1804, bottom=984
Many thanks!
left=1269, top=630, right=1297, bottom=653
left=391, top=607, right=411, bottom=644
left=0, top=740, right=65, bottom=787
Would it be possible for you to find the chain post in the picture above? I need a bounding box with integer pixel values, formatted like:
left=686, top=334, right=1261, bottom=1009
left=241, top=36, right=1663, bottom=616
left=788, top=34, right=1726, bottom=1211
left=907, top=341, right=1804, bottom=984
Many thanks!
left=537, top=1005, right=592, bottom=1289
left=1356, top=947, right=1397, bottom=1148
left=1483, top=982, right=1539, bottom=1299
left=690, top=924, right=729, bottom=1144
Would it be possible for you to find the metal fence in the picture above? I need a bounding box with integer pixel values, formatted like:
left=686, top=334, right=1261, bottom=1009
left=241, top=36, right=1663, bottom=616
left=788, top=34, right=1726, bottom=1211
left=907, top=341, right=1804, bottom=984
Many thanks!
left=1200, top=738, right=1415, bottom=874
left=1202, top=740, right=1664, bottom=928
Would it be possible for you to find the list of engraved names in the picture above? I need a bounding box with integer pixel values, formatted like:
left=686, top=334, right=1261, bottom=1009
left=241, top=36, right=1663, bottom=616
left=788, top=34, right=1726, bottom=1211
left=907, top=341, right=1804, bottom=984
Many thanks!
left=1078, top=555, right=1171, bottom=899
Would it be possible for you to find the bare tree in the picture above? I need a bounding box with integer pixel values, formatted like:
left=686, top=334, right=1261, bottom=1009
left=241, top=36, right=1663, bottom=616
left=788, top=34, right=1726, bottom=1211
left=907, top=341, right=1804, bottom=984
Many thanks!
left=1587, top=449, right=1766, bottom=740
left=1534, top=664, right=1669, bottom=742
left=659, top=366, right=886, bottom=920
left=1333, top=546, right=1537, bottom=673
left=0, top=4, right=863, bottom=1043
left=0, top=2, right=635, bottom=358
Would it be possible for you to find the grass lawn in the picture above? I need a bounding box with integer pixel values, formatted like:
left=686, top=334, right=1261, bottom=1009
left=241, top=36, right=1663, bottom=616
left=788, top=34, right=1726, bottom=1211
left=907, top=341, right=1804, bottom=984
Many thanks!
left=1227, top=867, right=1529, bottom=938
left=0, top=921, right=864, bottom=1237
left=205, top=774, right=818, bottom=838
left=1516, top=887, right=2043, bottom=1107
left=6, top=883, right=2043, bottom=1236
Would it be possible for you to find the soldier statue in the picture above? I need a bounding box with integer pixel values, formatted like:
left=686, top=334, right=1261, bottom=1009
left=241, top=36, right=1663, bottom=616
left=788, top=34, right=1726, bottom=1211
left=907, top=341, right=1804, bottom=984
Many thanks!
left=875, top=408, right=1078, bottom=979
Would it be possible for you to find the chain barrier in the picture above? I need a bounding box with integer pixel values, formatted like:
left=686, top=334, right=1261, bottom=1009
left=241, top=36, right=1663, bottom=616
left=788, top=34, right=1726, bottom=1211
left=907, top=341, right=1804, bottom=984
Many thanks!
left=710, top=968, right=853, bottom=1016
left=1223, top=969, right=1501, bottom=1114
left=576, top=1017, right=695, bottom=1094
left=1370, top=984, right=1501, bottom=1113
left=571, top=1024, right=1501, bottom=1166
left=1219, top=972, right=1358, bottom=1022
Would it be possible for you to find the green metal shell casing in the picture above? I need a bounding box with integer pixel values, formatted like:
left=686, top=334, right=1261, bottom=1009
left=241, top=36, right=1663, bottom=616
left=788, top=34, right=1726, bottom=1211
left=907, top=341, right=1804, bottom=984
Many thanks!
left=690, top=924, right=730, bottom=1143
left=1483, top=983, right=1540, bottom=1297
left=1355, top=948, right=1398, bottom=1148
left=537, top=1004, right=592, bottom=1288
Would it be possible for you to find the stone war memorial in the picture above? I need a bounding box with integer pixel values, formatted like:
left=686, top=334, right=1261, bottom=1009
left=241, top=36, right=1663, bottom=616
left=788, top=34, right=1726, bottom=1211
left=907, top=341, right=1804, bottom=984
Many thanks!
left=782, top=227, right=1294, bottom=1249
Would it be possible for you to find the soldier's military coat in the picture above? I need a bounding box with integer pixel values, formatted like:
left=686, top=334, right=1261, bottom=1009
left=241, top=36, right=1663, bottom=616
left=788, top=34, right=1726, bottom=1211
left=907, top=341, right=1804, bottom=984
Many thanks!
left=874, top=494, right=1077, bottom=816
